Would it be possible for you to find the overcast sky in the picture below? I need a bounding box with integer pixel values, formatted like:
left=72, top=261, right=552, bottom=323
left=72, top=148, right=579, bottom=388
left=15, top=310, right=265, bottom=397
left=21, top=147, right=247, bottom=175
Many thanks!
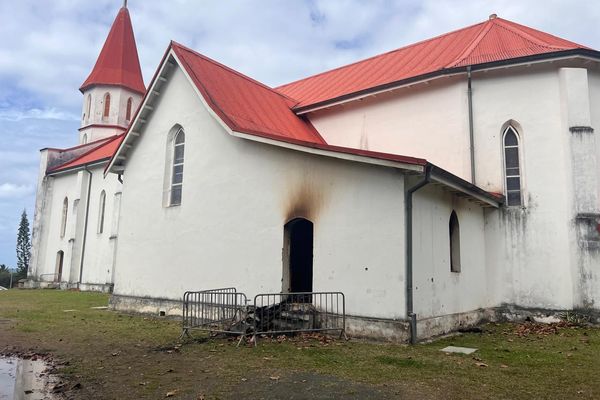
left=0, top=0, right=599, bottom=267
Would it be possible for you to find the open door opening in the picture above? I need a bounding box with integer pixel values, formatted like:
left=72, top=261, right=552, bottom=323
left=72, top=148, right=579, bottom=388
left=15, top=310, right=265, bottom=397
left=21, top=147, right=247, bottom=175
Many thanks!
left=283, top=218, right=313, bottom=299
left=55, top=251, right=64, bottom=282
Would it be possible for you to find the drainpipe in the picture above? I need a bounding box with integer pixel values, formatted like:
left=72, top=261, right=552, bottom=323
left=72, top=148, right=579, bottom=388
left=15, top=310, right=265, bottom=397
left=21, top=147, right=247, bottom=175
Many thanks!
left=78, top=167, right=93, bottom=287
left=405, top=164, right=432, bottom=344
left=467, top=66, right=476, bottom=185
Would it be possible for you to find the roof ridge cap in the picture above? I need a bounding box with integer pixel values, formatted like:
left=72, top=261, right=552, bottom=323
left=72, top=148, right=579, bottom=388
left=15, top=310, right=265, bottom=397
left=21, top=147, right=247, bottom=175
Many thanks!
left=171, top=42, right=300, bottom=106
left=448, top=20, right=495, bottom=68
left=275, top=19, right=488, bottom=91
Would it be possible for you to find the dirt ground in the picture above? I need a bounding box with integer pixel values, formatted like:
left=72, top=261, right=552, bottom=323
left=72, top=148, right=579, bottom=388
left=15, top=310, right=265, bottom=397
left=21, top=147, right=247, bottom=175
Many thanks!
left=1, top=291, right=600, bottom=399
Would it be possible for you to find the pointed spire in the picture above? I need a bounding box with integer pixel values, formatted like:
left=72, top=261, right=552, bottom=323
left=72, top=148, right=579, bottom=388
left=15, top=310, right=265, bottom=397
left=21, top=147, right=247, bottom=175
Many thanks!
left=80, top=5, right=145, bottom=94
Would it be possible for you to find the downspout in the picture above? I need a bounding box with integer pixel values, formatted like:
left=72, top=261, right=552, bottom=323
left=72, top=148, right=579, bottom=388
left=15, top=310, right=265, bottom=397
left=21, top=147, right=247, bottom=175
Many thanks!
left=405, top=164, right=432, bottom=344
left=467, top=66, right=476, bottom=185
left=78, top=167, right=93, bottom=287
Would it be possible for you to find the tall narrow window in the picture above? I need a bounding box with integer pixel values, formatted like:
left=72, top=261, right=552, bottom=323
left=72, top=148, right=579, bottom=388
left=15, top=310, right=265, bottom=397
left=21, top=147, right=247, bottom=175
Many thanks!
left=97, top=190, right=106, bottom=234
left=103, top=93, right=111, bottom=118
left=82, top=133, right=88, bottom=144
left=170, top=128, right=185, bottom=205
left=503, top=126, right=522, bottom=206
left=449, top=211, right=461, bottom=273
left=60, top=197, right=68, bottom=238
left=86, top=94, right=92, bottom=121
left=126, top=97, right=133, bottom=121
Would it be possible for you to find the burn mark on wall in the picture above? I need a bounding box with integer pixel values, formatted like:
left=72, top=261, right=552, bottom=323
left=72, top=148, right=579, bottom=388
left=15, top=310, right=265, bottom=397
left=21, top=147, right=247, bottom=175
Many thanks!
left=283, top=179, right=328, bottom=224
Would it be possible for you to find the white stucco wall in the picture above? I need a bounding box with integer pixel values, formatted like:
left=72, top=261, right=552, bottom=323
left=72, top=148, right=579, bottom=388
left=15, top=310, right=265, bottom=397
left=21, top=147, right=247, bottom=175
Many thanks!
left=31, top=165, right=121, bottom=288
left=412, top=184, right=491, bottom=320
left=309, top=76, right=471, bottom=181
left=31, top=171, right=80, bottom=283
left=78, top=169, right=122, bottom=286
left=114, top=65, right=412, bottom=319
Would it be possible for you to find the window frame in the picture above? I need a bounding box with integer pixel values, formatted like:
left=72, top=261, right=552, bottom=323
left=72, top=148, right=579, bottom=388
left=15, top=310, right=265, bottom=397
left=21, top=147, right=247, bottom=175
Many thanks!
left=449, top=210, right=461, bottom=273
left=126, top=97, right=133, bottom=121
left=103, top=93, right=111, bottom=119
left=169, top=128, right=185, bottom=206
left=502, top=125, right=523, bottom=207
left=97, top=190, right=106, bottom=234
left=60, top=197, right=68, bottom=238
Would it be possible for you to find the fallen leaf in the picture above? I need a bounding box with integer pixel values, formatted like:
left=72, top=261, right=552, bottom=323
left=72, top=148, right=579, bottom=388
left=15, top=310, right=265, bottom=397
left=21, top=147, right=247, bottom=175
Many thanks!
left=475, top=362, right=488, bottom=367
left=500, top=364, right=509, bottom=369
left=270, top=376, right=280, bottom=381
left=166, top=390, right=178, bottom=397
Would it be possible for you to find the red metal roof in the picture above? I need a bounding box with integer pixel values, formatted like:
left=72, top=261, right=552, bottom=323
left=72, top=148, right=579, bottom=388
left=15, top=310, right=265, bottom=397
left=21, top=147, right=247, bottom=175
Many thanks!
left=276, top=17, right=589, bottom=109
left=171, top=42, right=326, bottom=144
left=80, top=7, right=145, bottom=94
left=49, top=135, right=125, bottom=173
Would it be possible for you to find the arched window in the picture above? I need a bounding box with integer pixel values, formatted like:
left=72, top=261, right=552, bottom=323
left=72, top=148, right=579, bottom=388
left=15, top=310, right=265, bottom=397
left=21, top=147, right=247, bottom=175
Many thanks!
left=86, top=94, right=92, bottom=121
left=60, top=197, right=68, bottom=238
left=170, top=128, right=185, bottom=205
left=97, top=190, right=106, bottom=234
left=449, top=211, right=461, bottom=273
left=82, top=133, right=88, bottom=144
left=126, top=97, right=133, bottom=121
left=503, top=126, right=522, bottom=206
left=103, top=93, right=111, bottom=118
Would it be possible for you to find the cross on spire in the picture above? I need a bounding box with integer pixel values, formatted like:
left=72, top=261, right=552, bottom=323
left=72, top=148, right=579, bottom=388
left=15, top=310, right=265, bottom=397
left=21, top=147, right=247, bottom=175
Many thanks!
left=123, top=0, right=128, bottom=8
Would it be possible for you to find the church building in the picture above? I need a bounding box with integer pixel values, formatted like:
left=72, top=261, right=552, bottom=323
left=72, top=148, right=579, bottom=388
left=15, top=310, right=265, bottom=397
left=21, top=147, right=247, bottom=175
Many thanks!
left=30, top=4, right=600, bottom=342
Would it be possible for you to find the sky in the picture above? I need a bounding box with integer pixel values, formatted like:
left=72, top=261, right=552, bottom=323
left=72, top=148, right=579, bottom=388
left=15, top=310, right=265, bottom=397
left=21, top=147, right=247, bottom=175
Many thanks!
left=0, top=0, right=599, bottom=266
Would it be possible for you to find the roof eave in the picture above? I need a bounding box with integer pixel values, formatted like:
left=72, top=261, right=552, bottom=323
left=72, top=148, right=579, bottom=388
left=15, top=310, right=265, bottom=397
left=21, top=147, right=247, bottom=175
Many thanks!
left=293, top=48, right=600, bottom=115
left=429, top=164, right=503, bottom=207
left=47, top=159, right=110, bottom=176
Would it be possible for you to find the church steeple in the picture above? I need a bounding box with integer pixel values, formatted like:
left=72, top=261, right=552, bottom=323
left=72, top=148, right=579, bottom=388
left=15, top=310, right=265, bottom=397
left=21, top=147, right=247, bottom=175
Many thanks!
left=79, top=3, right=145, bottom=144
left=80, top=4, right=145, bottom=94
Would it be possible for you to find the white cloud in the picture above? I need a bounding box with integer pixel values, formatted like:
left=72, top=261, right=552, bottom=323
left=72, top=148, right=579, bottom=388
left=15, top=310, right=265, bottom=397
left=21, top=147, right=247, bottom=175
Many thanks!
left=0, top=108, right=79, bottom=122
left=0, top=183, right=34, bottom=200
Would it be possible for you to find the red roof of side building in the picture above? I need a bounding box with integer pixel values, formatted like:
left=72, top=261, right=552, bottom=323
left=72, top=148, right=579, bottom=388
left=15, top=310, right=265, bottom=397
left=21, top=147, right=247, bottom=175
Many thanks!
left=80, top=7, right=145, bottom=94
left=276, top=16, right=590, bottom=110
left=48, top=134, right=125, bottom=173
left=171, top=42, right=326, bottom=144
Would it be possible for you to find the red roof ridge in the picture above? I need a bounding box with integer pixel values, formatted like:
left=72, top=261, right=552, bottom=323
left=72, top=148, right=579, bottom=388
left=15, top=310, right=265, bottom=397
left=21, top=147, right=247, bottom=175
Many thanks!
left=450, top=19, right=496, bottom=68
left=171, top=41, right=300, bottom=106
left=275, top=19, right=489, bottom=91
left=49, top=134, right=124, bottom=173
left=495, top=18, right=588, bottom=50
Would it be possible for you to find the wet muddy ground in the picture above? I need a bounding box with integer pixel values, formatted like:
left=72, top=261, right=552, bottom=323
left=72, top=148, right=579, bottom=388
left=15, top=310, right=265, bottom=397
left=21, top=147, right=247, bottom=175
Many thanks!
left=0, top=356, right=57, bottom=400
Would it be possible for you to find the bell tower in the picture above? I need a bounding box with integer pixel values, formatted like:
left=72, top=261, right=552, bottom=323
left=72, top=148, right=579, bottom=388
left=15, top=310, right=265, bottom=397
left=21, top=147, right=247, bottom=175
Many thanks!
left=79, top=2, right=145, bottom=144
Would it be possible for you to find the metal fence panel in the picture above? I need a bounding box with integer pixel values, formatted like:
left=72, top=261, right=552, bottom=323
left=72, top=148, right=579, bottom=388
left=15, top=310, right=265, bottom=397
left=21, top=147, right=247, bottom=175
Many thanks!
left=252, top=292, right=346, bottom=339
left=182, top=288, right=249, bottom=338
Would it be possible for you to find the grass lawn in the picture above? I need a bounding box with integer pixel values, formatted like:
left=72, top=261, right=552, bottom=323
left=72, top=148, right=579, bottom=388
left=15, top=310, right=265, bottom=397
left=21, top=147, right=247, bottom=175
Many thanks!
left=0, top=290, right=599, bottom=399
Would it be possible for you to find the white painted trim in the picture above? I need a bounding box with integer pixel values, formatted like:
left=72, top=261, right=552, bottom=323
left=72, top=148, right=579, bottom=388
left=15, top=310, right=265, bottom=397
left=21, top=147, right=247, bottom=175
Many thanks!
left=230, top=130, right=424, bottom=173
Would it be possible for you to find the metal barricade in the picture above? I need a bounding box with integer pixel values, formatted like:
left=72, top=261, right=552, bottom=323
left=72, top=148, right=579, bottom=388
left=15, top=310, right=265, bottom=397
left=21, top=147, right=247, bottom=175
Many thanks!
left=252, top=292, right=346, bottom=340
left=181, top=288, right=250, bottom=340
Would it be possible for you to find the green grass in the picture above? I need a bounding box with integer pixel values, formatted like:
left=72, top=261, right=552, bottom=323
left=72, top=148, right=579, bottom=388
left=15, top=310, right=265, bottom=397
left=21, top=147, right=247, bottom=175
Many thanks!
left=1, top=290, right=599, bottom=399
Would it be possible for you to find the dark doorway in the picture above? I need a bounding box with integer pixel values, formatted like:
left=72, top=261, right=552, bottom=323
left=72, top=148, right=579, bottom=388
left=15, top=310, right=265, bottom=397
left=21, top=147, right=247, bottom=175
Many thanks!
left=284, top=218, right=313, bottom=295
left=56, top=251, right=64, bottom=282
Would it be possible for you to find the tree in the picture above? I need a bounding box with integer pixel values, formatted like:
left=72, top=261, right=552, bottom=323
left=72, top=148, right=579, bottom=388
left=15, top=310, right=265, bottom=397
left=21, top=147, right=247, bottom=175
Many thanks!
left=16, top=209, right=31, bottom=277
